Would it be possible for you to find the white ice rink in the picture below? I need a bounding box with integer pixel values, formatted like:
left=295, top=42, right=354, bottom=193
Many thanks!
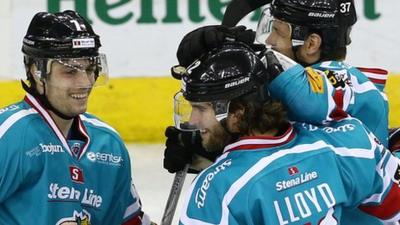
left=128, top=144, right=197, bottom=225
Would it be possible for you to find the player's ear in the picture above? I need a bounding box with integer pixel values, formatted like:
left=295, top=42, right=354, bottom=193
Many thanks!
left=303, top=33, right=322, bottom=55
left=296, top=33, right=322, bottom=64
left=30, top=64, right=45, bottom=95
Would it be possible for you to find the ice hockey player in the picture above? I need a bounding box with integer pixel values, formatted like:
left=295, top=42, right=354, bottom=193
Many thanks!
left=176, top=42, right=400, bottom=225
left=0, top=10, right=153, bottom=225
left=163, top=0, right=389, bottom=174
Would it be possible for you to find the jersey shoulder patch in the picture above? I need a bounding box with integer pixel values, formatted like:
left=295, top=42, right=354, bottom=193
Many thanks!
left=305, top=67, right=325, bottom=93
left=356, top=67, right=388, bottom=86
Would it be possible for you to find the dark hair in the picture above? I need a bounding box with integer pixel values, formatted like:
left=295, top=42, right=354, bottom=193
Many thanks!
left=229, top=95, right=288, bottom=135
left=320, top=46, right=347, bottom=61
left=307, top=29, right=348, bottom=61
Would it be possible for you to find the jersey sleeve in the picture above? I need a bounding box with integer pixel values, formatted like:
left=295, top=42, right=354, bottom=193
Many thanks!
left=0, top=138, right=24, bottom=202
left=0, top=117, right=29, bottom=203
left=356, top=67, right=388, bottom=93
left=105, top=142, right=151, bottom=225
left=333, top=122, right=400, bottom=222
left=357, top=151, right=400, bottom=222
left=268, top=63, right=388, bottom=147
left=268, top=64, right=340, bottom=124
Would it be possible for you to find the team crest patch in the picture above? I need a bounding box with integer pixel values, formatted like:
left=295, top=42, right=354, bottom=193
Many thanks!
left=71, top=143, right=82, bottom=157
left=325, top=69, right=352, bottom=88
left=56, top=210, right=91, bottom=225
left=305, top=67, right=324, bottom=93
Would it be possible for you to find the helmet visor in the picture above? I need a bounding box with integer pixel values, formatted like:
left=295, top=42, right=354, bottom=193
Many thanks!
left=256, top=6, right=275, bottom=45
left=32, top=53, right=109, bottom=89
left=173, top=91, right=230, bottom=131
left=256, top=6, right=304, bottom=47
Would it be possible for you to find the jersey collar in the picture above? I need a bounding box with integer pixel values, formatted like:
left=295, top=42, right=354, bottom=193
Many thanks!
left=223, top=125, right=295, bottom=153
left=24, top=93, right=90, bottom=160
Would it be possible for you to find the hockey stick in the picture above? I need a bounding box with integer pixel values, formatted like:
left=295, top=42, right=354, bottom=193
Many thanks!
left=222, top=0, right=271, bottom=27
left=161, top=164, right=190, bottom=225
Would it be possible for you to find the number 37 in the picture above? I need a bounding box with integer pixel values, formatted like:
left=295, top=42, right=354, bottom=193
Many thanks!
left=340, top=2, right=352, bottom=13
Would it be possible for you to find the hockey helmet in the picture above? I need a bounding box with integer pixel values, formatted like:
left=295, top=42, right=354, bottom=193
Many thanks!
left=174, top=42, right=270, bottom=131
left=256, top=0, right=356, bottom=52
left=22, top=10, right=108, bottom=86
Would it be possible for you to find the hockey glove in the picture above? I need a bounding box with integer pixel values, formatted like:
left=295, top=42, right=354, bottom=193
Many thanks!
left=261, top=49, right=298, bottom=81
left=176, top=25, right=265, bottom=68
left=389, top=128, right=400, bottom=154
left=163, top=126, right=221, bottom=173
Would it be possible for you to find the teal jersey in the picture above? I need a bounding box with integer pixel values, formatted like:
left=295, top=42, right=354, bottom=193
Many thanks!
left=0, top=94, right=148, bottom=225
left=179, top=118, right=400, bottom=225
left=268, top=61, right=388, bottom=147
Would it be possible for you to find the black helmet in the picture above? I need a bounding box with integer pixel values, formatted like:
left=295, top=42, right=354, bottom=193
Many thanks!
left=21, top=10, right=108, bottom=120
left=22, top=10, right=101, bottom=58
left=174, top=42, right=270, bottom=131
left=271, top=0, right=356, bottom=49
left=181, top=42, right=270, bottom=103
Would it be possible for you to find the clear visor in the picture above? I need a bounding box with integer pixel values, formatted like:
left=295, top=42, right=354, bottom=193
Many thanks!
left=32, top=53, right=109, bottom=89
left=256, top=6, right=275, bottom=45
left=173, top=91, right=230, bottom=131
left=256, top=7, right=303, bottom=47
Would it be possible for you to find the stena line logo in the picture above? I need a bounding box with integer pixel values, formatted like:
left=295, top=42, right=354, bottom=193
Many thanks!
left=40, top=143, right=64, bottom=155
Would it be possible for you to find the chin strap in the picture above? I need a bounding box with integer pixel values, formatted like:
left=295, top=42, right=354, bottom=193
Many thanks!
left=21, top=80, right=75, bottom=120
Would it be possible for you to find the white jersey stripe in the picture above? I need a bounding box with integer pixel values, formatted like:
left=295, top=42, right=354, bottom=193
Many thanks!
left=0, top=108, right=37, bottom=139
left=80, top=114, right=118, bottom=134
left=351, top=76, right=379, bottom=94
left=223, top=127, right=294, bottom=153
left=350, top=76, right=388, bottom=101
left=362, top=152, right=400, bottom=204
left=123, top=184, right=142, bottom=219
left=77, top=119, right=91, bottom=160
left=26, top=93, right=73, bottom=156
left=321, top=71, right=336, bottom=123
left=363, top=72, right=388, bottom=81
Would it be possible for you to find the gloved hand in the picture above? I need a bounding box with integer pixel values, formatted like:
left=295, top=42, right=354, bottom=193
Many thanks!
left=163, top=126, right=221, bottom=173
left=260, top=49, right=298, bottom=81
left=176, top=25, right=265, bottom=68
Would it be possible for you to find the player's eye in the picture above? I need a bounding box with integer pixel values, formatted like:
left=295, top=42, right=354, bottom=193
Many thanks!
left=64, top=68, right=79, bottom=75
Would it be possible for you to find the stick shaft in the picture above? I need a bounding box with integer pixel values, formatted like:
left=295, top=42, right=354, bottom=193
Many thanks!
left=161, top=164, right=190, bottom=225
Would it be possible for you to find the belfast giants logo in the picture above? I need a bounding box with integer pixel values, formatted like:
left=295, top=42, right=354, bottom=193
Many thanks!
left=56, top=209, right=91, bottom=225
left=71, top=143, right=82, bottom=157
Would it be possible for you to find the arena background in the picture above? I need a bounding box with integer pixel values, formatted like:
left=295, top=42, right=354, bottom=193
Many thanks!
left=0, top=0, right=399, bottom=143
